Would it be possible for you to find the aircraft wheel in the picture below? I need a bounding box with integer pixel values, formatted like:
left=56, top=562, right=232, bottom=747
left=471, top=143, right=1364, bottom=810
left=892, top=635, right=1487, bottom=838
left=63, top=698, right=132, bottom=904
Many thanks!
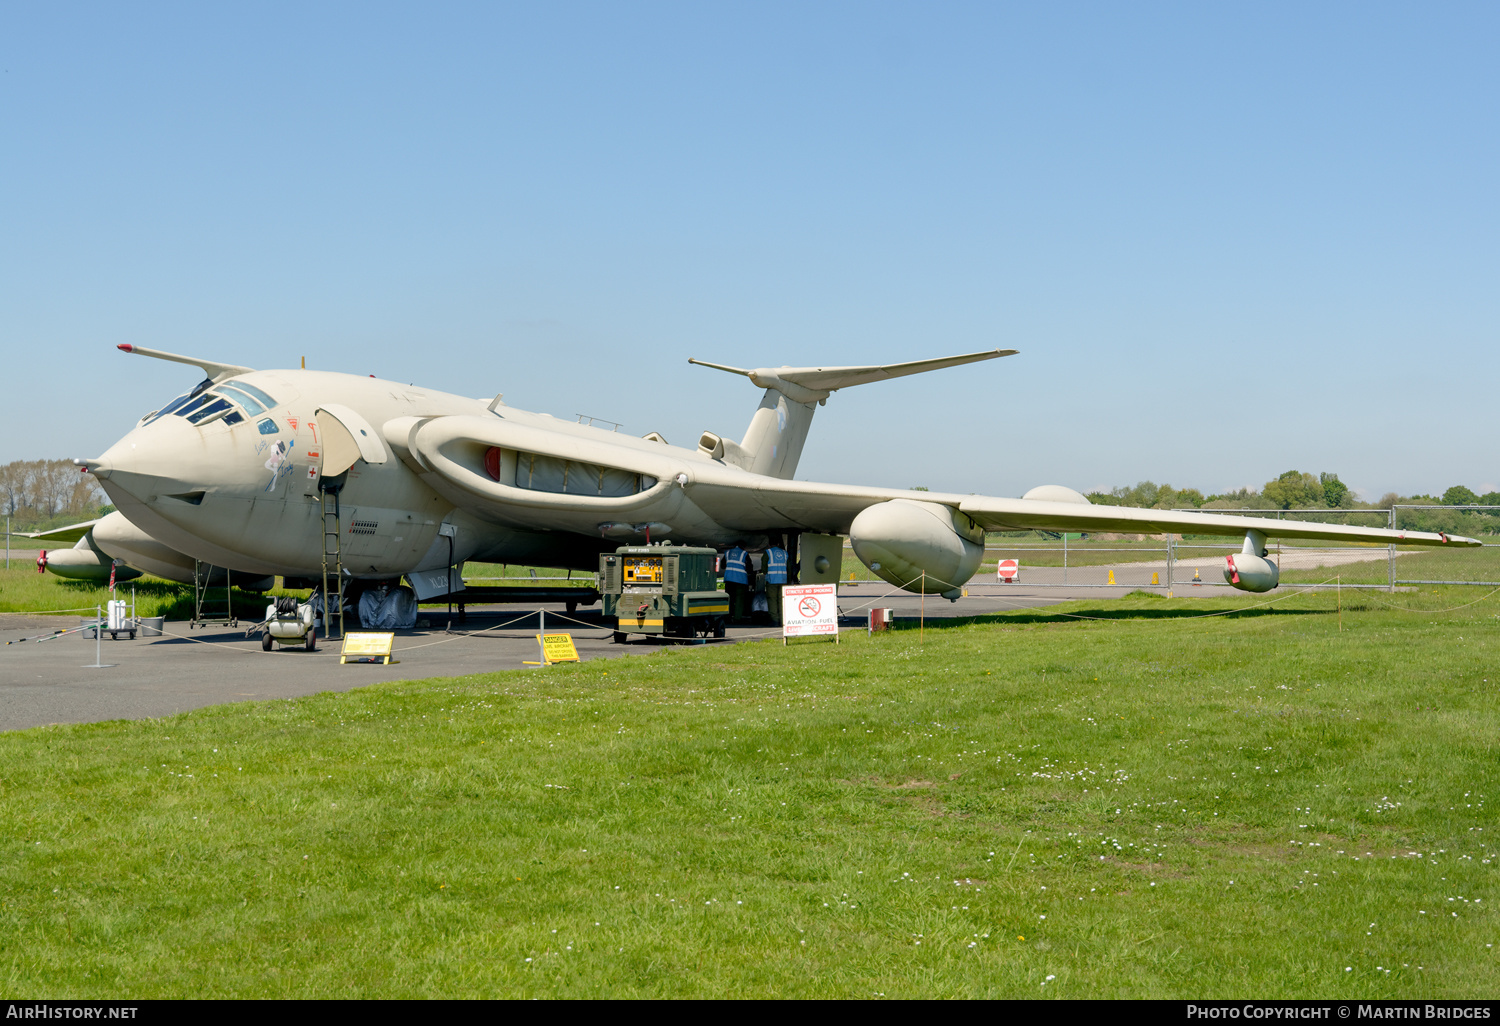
left=305, top=631, right=317, bottom=652
left=612, top=631, right=627, bottom=645
left=262, top=632, right=274, bottom=652
left=566, top=600, right=577, bottom=614
left=713, top=619, right=726, bottom=639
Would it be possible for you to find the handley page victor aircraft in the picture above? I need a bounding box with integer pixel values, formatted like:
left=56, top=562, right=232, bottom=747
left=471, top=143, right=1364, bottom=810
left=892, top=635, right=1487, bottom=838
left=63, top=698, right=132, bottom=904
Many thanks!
left=58, top=344, right=1476, bottom=611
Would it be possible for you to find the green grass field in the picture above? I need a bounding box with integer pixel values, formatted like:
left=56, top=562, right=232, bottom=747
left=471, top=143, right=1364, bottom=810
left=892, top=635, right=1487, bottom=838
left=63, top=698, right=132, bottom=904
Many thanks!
left=463, top=561, right=597, bottom=585
left=2, top=587, right=1497, bottom=997
left=0, top=566, right=308, bottom=621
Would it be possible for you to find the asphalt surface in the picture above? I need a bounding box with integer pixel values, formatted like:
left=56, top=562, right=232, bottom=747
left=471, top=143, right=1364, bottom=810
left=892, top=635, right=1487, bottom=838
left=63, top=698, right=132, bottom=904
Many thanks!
left=0, top=582, right=1233, bottom=732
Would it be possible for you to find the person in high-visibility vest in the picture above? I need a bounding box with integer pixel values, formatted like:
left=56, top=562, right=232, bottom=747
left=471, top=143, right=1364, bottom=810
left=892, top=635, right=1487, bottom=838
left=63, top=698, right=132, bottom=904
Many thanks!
left=764, top=543, right=789, bottom=623
left=723, top=544, right=750, bottom=623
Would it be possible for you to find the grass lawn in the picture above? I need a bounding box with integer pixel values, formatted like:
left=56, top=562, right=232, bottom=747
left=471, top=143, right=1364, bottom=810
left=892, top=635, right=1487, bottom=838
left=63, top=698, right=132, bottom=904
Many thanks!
left=1, top=588, right=1497, bottom=997
left=0, top=567, right=302, bottom=621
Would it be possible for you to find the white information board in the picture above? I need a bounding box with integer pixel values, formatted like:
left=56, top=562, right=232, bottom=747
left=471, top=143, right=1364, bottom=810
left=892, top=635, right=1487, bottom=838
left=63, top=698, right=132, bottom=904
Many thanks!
left=782, top=584, right=839, bottom=640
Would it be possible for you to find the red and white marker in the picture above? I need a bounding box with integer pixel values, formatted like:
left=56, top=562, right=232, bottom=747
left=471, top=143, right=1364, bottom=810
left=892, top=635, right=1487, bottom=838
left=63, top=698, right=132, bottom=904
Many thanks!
left=996, top=558, right=1020, bottom=582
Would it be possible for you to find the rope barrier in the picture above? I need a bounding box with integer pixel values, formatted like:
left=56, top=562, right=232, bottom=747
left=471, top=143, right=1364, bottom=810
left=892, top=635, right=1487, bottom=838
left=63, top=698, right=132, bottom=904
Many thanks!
left=1359, top=585, right=1500, bottom=614
left=12, top=572, right=1488, bottom=661
left=957, top=576, right=1347, bottom=625
left=541, top=606, right=785, bottom=643
left=150, top=622, right=262, bottom=654
left=391, top=611, right=537, bottom=651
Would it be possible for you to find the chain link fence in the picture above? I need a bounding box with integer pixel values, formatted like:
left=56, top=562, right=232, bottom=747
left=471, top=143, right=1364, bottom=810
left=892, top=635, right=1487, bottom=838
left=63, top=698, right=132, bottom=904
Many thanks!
left=837, top=506, right=1500, bottom=591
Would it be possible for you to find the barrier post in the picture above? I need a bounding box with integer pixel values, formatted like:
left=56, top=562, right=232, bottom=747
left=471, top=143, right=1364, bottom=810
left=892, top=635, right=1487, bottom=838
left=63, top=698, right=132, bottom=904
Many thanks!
left=1388, top=508, right=1396, bottom=592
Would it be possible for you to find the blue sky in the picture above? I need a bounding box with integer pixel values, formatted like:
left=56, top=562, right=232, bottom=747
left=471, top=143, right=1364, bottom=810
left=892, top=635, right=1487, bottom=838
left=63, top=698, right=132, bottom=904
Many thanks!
left=3, top=2, right=1496, bottom=500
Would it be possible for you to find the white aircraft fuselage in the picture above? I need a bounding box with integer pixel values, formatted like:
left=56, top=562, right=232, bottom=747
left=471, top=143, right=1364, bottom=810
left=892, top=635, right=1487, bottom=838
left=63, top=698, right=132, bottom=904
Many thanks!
left=92, top=370, right=673, bottom=580
left=78, top=346, right=1479, bottom=599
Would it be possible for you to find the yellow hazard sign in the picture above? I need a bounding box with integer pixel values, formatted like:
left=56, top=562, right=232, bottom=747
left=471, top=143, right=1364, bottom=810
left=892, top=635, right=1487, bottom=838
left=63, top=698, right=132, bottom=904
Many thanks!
left=341, top=631, right=397, bottom=664
left=538, top=633, right=580, bottom=664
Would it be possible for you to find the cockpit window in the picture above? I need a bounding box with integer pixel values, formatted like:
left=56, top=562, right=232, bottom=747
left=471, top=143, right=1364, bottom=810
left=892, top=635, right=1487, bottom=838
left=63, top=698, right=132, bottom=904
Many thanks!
left=221, top=380, right=278, bottom=411
left=222, top=410, right=245, bottom=427
left=216, top=384, right=267, bottom=416
left=175, top=394, right=215, bottom=419
left=257, top=418, right=279, bottom=435
left=143, top=393, right=195, bottom=425
left=145, top=378, right=277, bottom=429
left=186, top=397, right=233, bottom=424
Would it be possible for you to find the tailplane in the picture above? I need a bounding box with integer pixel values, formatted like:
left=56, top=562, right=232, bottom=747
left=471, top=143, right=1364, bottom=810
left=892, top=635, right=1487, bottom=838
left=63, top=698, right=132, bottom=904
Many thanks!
left=689, top=348, right=1017, bottom=479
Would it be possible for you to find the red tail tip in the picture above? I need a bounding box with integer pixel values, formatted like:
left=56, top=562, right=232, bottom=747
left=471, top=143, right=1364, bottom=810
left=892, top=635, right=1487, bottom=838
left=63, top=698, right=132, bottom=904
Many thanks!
left=117, top=344, right=134, bottom=353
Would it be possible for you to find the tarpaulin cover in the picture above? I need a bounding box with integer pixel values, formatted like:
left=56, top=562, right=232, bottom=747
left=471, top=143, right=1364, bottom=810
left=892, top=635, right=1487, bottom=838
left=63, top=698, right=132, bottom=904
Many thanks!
left=355, top=588, right=420, bottom=630
left=358, top=586, right=419, bottom=629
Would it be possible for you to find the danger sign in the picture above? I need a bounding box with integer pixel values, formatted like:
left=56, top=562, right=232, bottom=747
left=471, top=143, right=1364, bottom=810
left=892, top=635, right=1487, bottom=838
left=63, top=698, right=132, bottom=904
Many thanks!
left=538, top=633, right=580, bottom=664
left=783, top=583, right=838, bottom=640
left=996, top=559, right=1020, bottom=582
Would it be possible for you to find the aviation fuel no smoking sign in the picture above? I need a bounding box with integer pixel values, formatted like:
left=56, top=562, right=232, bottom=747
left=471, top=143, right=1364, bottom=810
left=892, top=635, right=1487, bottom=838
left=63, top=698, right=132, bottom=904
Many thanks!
left=784, top=584, right=838, bottom=639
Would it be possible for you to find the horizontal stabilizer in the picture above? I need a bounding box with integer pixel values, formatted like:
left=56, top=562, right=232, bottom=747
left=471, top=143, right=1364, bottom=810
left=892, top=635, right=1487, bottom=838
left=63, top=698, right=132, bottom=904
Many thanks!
left=689, top=349, right=1016, bottom=404
left=22, top=519, right=101, bottom=545
left=117, top=344, right=253, bottom=384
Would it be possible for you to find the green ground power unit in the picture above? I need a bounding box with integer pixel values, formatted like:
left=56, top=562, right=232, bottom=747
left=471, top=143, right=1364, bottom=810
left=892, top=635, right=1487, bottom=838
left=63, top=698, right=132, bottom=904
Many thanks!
left=600, top=545, right=728, bottom=642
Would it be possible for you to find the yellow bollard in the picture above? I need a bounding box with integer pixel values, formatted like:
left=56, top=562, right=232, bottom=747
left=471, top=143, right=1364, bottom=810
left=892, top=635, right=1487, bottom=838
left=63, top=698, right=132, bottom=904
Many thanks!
left=849, top=571, right=855, bottom=581
left=1107, top=569, right=1116, bottom=585
left=1151, top=571, right=1160, bottom=586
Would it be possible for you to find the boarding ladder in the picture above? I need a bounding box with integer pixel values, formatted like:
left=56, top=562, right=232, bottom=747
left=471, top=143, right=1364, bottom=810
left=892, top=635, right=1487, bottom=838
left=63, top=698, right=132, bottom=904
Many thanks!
left=319, top=486, right=345, bottom=641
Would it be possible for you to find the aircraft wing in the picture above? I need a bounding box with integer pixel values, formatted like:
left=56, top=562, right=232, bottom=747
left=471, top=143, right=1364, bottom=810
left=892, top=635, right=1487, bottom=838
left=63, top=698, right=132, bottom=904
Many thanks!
left=20, top=519, right=102, bottom=545
left=955, top=496, right=1478, bottom=547
left=687, top=475, right=1478, bottom=547
left=391, top=412, right=1475, bottom=549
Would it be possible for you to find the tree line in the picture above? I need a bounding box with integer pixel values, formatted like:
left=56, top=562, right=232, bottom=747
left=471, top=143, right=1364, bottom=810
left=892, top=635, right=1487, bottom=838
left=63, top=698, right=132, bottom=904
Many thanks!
left=1085, top=471, right=1500, bottom=535
left=1085, top=470, right=1499, bottom=511
left=0, top=460, right=110, bottom=530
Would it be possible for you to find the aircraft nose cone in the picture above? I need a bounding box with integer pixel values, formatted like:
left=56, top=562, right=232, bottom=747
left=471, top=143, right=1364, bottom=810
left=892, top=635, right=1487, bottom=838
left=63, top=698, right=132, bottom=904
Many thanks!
left=92, top=416, right=211, bottom=507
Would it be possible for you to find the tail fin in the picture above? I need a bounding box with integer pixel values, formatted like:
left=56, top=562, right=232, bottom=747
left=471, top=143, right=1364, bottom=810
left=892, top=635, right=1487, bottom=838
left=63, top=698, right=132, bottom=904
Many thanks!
left=689, top=348, right=1017, bottom=479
